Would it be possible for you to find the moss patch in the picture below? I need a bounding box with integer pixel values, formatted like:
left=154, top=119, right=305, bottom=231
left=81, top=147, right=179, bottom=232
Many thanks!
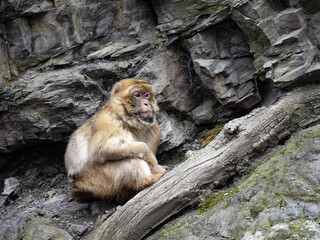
left=198, top=187, right=239, bottom=214
left=157, top=223, right=188, bottom=238
left=239, top=125, right=320, bottom=192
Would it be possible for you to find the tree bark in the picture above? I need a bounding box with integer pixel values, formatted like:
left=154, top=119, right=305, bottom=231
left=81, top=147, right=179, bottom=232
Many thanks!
left=89, top=84, right=320, bottom=240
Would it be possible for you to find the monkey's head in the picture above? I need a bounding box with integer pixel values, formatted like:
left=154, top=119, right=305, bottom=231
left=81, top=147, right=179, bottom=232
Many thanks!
left=110, top=78, right=159, bottom=128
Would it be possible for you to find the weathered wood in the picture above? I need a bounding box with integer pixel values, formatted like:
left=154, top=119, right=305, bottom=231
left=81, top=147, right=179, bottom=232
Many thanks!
left=89, top=84, right=320, bottom=240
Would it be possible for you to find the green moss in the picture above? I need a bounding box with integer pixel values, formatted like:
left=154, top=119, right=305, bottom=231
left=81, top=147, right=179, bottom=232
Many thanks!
left=198, top=187, right=238, bottom=214
left=185, top=2, right=227, bottom=17
left=22, top=219, right=72, bottom=240
left=157, top=223, right=187, bottom=238
left=228, top=207, right=252, bottom=239
left=288, top=219, right=305, bottom=238
left=286, top=219, right=319, bottom=239
left=239, top=126, right=320, bottom=193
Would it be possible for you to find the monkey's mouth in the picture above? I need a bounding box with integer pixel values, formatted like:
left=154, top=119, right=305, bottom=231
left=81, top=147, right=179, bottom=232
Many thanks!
left=139, top=111, right=154, bottom=124
left=140, top=111, right=152, bottom=118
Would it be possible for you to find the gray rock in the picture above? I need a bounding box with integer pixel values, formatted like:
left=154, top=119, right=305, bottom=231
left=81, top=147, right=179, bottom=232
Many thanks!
left=87, top=42, right=127, bottom=60
left=41, top=194, right=88, bottom=218
left=0, top=196, right=8, bottom=208
left=187, top=19, right=260, bottom=109
left=187, top=19, right=251, bottom=60
left=194, top=58, right=259, bottom=108
left=151, top=0, right=230, bottom=38
left=23, top=219, right=73, bottom=240
left=136, top=49, right=202, bottom=113
left=1, top=0, right=320, bottom=156
left=68, top=223, right=88, bottom=237
left=0, top=0, right=53, bottom=22
left=273, top=8, right=305, bottom=35
left=232, top=1, right=318, bottom=88
left=1, top=177, right=20, bottom=197
left=158, top=111, right=196, bottom=153
left=0, top=68, right=106, bottom=152
left=189, top=99, right=217, bottom=125
left=110, top=41, right=152, bottom=59
left=0, top=215, right=29, bottom=240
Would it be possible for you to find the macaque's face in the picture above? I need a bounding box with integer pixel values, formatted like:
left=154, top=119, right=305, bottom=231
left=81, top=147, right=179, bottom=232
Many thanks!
left=131, top=88, right=155, bottom=124
left=111, top=79, right=159, bottom=127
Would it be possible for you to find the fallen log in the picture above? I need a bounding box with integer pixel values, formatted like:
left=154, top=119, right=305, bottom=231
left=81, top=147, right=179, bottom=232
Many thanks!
left=89, top=84, right=320, bottom=240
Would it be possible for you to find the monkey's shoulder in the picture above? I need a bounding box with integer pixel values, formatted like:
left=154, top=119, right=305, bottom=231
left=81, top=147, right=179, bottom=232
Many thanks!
left=78, top=110, right=125, bottom=138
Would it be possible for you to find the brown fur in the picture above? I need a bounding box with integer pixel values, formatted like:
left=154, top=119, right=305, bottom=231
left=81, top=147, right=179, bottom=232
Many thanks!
left=64, top=79, right=166, bottom=204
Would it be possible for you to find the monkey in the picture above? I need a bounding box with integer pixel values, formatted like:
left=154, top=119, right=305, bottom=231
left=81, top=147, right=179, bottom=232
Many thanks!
left=64, top=78, right=166, bottom=204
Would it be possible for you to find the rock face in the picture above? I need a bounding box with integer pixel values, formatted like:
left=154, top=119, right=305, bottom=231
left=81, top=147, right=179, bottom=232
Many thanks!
left=1, top=0, right=320, bottom=154
left=1, top=0, right=320, bottom=239
left=1, top=0, right=319, bottom=154
left=147, top=125, right=320, bottom=240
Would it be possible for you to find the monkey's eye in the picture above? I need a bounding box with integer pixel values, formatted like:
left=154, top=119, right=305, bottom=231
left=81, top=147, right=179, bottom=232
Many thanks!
left=133, top=91, right=141, bottom=98
left=144, top=92, right=150, bottom=98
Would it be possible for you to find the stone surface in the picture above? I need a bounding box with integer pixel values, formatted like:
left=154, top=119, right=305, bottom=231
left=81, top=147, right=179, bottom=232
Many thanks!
left=1, top=177, right=20, bottom=197
left=158, top=110, right=196, bottom=153
left=1, top=0, right=320, bottom=154
left=0, top=151, right=107, bottom=240
left=68, top=223, right=88, bottom=237
left=151, top=0, right=230, bottom=38
left=23, top=220, right=73, bottom=240
left=0, top=68, right=106, bottom=152
left=232, top=1, right=318, bottom=88
left=41, top=194, right=88, bottom=218
left=136, top=49, right=203, bottom=113
left=189, top=99, right=217, bottom=124
left=0, top=196, right=8, bottom=208
left=187, top=19, right=260, bottom=109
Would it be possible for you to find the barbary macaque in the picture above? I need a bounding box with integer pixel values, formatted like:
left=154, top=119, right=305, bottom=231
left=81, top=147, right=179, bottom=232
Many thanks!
left=65, top=78, right=166, bottom=203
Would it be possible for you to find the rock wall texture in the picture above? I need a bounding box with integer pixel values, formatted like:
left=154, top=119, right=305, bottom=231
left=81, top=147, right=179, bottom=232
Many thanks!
left=1, top=0, right=319, bottom=156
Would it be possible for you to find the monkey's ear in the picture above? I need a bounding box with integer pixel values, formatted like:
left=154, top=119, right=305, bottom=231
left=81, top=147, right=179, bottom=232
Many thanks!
left=111, top=82, right=122, bottom=96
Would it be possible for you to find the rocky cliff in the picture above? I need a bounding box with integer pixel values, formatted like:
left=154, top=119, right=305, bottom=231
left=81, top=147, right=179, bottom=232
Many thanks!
left=0, top=0, right=320, bottom=239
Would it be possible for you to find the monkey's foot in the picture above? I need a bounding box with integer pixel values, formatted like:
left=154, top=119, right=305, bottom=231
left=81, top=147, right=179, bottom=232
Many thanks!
left=151, top=165, right=166, bottom=176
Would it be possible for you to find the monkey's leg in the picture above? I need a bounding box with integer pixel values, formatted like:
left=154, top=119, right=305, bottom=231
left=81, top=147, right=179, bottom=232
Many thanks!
left=145, top=157, right=158, bottom=168
left=148, top=164, right=166, bottom=184
left=72, top=164, right=114, bottom=202
left=71, top=160, right=166, bottom=204
left=109, top=160, right=166, bottom=203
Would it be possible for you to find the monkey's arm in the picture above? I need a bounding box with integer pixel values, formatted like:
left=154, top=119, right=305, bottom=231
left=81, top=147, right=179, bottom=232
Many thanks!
left=93, top=135, right=158, bottom=165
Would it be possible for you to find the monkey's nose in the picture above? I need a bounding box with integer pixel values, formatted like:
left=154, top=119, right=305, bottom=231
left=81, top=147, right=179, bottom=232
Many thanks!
left=141, top=99, right=150, bottom=107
